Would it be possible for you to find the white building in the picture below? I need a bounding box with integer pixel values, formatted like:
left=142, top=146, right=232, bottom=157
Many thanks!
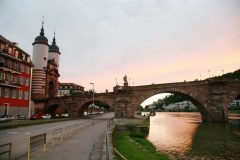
left=163, top=101, right=197, bottom=111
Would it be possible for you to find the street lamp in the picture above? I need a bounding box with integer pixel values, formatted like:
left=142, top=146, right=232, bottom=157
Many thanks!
left=90, top=83, right=95, bottom=113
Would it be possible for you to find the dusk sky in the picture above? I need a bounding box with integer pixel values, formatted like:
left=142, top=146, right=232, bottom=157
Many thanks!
left=0, top=0, right=239, bottom=101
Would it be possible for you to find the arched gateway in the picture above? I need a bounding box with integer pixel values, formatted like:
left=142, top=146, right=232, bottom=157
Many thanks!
left=45, top=79, right=240, bottom=122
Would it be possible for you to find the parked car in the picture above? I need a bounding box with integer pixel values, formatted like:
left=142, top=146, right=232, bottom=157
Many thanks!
left=42, top=114, right=51, bottom=119
left=30, top=113, right=42, bottom=120
left=0, top=115, right=14, bottom=123
left=17, top=115, right=26, bottom=120
left=61, top=113, right=69, bottom=118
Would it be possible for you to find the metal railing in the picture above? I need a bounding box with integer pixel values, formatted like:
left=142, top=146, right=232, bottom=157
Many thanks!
left=0, top=121, right=94, bottom=160
left=28, top=133, right=47, bottom=160
left=0, top=143, right=11, bottom=160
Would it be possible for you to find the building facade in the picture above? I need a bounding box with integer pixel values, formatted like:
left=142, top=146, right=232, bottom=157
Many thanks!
left=0, top=35, right=33, bottom=118
left=58, top=83, right=84, bottom=96
left=31, top=23, right=61, bottom=114
left=163, top=101, right=197, bottom=111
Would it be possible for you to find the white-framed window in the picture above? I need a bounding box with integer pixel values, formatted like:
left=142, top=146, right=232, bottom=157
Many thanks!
left=19, top=76, right=23, bottom=85
left=4, top=88, right=9, bottom=97
left=13, top=75, right=17, bottom=83
left=26, top=66, right=30, bottom=74
left=18, top=90, right=22, bottom=99
left=24, top=91, right=28, bottom=100
left=8, top=47, right=12, bottom=54
left=15, top=50, right=19, bottom=58
left=15, top=63, right=19, bottom=71
left=20, top=64, right=24, bottom=72
left=12, top=89, right=16, bottom=98
left=25, top=78, right=29, bottom=86
left=7, top=60, right=10, bottom=68
left=22, top=91, right=25, bottom=99
left=5, top=73, right=10, bottom=81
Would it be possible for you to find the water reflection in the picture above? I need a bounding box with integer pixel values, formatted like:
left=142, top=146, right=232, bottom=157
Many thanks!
left=147, top=112, right=240, bottom=159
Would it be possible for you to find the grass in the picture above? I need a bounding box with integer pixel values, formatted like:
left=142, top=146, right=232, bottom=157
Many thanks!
left=229, top=109, right=240, bottom=114
left=0, top=118, right=80, bottom=130
left=113, top=117, right=169, bottom=160
left=113, top=129, right=169, bottom=160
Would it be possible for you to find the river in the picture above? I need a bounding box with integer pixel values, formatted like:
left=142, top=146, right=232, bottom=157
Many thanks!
left=146, top=112, right=240, bottom=160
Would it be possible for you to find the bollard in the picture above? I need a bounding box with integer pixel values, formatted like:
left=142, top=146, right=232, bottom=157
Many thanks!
left=52, top=132, right=55, bottom=148
left=28, top=136, right=31, bottom=160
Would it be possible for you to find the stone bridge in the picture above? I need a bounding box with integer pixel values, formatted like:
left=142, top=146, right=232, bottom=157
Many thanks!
left=45, top=79, right=240, bottom=122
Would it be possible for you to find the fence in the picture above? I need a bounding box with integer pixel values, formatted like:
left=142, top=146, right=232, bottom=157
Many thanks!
left=0, top=120, right=94, bottom=160
left=28, top=133, right=47, bottom=160
left=52, top=128, right=63, bottom=148
left=0, top=143, right=11, bottom=160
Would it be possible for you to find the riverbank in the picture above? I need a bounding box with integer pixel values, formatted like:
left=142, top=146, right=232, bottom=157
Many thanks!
left=113, top=117, right=169, bottom=160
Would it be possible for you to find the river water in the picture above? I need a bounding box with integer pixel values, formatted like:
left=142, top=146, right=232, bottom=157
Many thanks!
left=146, top=112, right=240, bottom=160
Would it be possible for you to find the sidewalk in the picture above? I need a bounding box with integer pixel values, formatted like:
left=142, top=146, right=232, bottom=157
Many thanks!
left=22, top=120, right=108, bottom=160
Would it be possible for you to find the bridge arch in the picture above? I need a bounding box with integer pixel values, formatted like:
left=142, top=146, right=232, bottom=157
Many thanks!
left=136, top=91, right=210, bottom=122
left=138, top=91, right=208, bottom=118
left=80, top=100, right=111, bottom=111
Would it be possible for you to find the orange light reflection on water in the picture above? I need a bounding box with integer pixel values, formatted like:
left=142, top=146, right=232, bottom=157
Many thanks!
left=147, top=112, right=201, bottom=154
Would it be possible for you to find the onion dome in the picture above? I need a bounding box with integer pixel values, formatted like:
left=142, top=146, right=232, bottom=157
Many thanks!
left=49, top=32, right=61, bottom=54
left=32, top=22, right=48, bottom=45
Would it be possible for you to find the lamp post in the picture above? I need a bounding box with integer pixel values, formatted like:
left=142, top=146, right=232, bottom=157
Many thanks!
left=90, top=83, right=95, bottom=113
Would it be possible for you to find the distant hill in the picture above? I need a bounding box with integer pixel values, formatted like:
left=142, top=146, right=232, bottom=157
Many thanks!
left=207, top=69, right=240, bottom=80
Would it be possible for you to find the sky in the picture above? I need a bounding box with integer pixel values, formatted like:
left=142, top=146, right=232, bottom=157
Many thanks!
left=0, top=0, right=240, bottom=105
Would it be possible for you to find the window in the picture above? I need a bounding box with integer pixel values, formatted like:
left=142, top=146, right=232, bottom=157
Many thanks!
left=7, top=60, right=10, bottom=68
left=22, top=91, right=25, bottom=99
left=0, top=71, right=2, bottom=80
left=15, top=63, right=19, bottom=71
left=8, top=47, right=12, bottom=54
left=0, top=43, right=5, bottom=50
left=25, top=78, right=29, bottom=86
left=5, top=73, right=10, bottom=81
left=12, top=89, right=16, bottom=98
left=4, top=88, right=9, bottom=97
left=20, top=64, right=24, bottom=72
left=15, top=50, right=19, bottom=58
left=24, top=91, right=28, bottom=100
left=19, top=76, right=23, bottom=85
left=26, top=66, right=30, bottom=74
left=18, top=90, right=22, bottom=99
left=13, top=75, right=17, bottom=83
left=27, top=56, right=30, bottom=63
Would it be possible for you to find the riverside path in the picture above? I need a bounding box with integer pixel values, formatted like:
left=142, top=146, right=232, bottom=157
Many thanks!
left=0, top=112, right=114, bottom=160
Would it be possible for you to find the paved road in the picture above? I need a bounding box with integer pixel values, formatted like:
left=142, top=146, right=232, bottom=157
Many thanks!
left=0, top=112, right=114, bottom=160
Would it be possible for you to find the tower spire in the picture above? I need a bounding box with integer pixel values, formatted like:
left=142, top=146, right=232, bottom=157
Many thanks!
left=52, top=31, right=56, bottom=45
left=40, top=16, right=45, bottom=36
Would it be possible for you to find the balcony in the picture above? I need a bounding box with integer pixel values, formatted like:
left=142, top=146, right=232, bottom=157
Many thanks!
left=0, top=79, right=21, bottom=88
left=0, top=62, right=21, bottom=74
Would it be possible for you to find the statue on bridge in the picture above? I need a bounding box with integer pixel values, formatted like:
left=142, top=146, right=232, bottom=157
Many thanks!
left=123, top=75, right=128, bottom=86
